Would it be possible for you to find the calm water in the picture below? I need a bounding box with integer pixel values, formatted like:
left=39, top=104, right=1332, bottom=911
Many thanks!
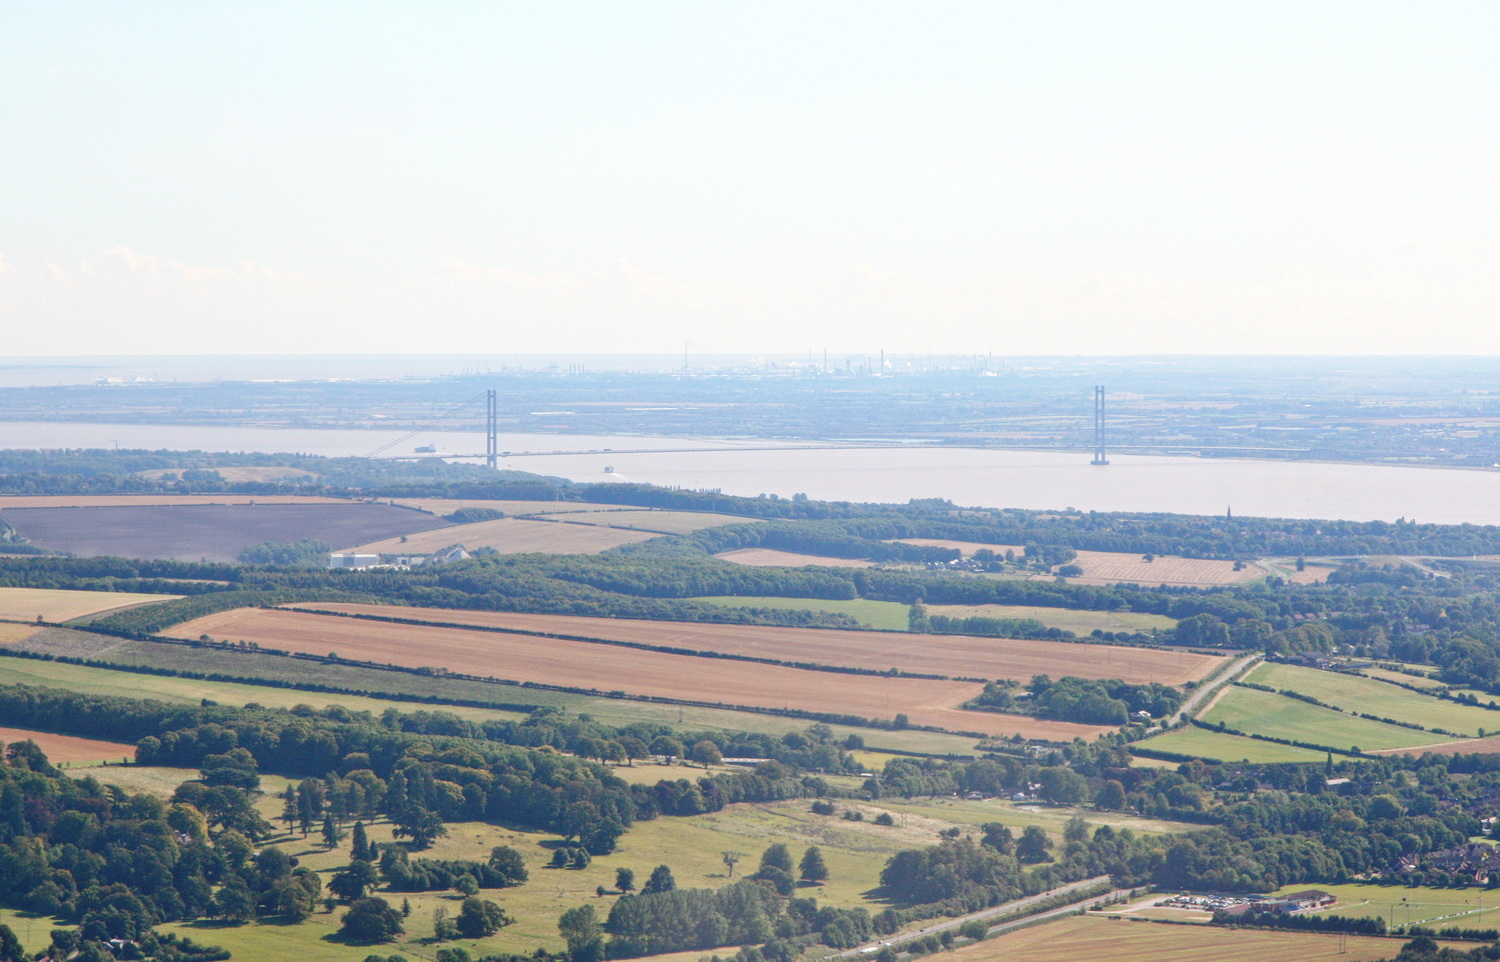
left=1, top=420, right=1497, bottom=525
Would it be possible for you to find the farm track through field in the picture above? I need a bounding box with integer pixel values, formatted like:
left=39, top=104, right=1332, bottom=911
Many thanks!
left=166, top=607, right=1111, bottom=739
left=290, top=603, right=1220, bottom=686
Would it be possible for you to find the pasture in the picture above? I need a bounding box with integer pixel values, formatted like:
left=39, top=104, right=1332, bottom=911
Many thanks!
left=341, top=516, right=659, bottom=554
left=693, top=595, right=911, bottom=629
left=2, top=632, right=985, bottom=757
left=962, top=914, right=1450, bottom=962
left=290, top=603, right=1222, bottom=686
left=0, top=586, right=181, bottom=622
left=1133, top=726, right=1328, bottom=763
left=715, top=548, right=877, bottom=567
left=2, top=503, right=450, bottom=562
left=1200, top=685, right=1441, bottom=752
left=167, top=607, right=1105, bottom=738
left=926, top=603, right=1177, bottom=633
left=1247, top=662, right=1500, bottom=737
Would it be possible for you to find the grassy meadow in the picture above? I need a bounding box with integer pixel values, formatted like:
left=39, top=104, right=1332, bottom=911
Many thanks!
left=1133, top=726, right=1329, bottom=763
left=1200, top=685, right=1441, bottom=752
left=1248, top=662, right=1500, bottom=737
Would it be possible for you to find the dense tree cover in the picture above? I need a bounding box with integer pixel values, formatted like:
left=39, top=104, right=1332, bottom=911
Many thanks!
left=237, top=539, right=332, bottom=566
left=965, top=676, right=1182, bottom=725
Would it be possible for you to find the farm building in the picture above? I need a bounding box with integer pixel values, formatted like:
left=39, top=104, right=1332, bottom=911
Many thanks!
left=328, top=553, right=381, bottom=569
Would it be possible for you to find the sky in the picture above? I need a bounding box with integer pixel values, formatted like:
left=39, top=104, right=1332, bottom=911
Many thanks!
left=2, top=2, right=1497, bottom=357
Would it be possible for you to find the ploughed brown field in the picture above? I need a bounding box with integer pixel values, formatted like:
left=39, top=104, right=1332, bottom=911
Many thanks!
left=342, top=517, right=660, bottom=555
left=0, top=494, right=350, bottom=509
left=167, top=607, right=1112, bottom=739
left=2, top=503, right=451, bottom=563
left=0, top=726, right=135, bottom=763
left=288, top=603, right=1220, bottom=687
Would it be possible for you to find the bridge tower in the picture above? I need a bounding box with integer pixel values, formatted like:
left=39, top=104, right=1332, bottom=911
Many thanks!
left=486, top=389, right=498, bottom=469
left=1090, top=385, right=1109, bottom=465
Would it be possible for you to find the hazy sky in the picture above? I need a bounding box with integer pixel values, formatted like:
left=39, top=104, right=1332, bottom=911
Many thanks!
left=3, top=2, right=1497, bottom=357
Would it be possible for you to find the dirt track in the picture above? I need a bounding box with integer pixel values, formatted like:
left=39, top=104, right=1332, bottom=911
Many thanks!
left=170, top=607, right=1113, bottom=739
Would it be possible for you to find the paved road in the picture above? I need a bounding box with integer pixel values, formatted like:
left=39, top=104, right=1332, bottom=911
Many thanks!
left=825, top=875, right=1115, bottom=959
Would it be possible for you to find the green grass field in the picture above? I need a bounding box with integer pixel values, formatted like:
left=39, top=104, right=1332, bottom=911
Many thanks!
left=691, top=596, right=912, bottom=629
left=1200, top=685, right=1439, bottom=752
left=690, top=597, right=1177, bottom=635
left=1248, top=663, right=1500, bottom=737
left=1360, top=666, right=1445, bottom=689
left=873, top=795, right=1200, bottom=842
left=0, top=643, right=983, bottom=758
left=1134, top=726, right=1329, bottom=763
left=1269, top=881, right=1500, bottom=930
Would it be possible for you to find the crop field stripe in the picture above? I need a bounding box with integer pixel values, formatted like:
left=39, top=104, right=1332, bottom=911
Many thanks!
left=1132, top=726, right=1327, bottom=763
left=289, top=602, right=1221, bottom=687
left=290, top=605, right=965, bottom=680
left=340, top=516, right=660, bottom=554
left=0, top=586, right=183, bottom=622
left=0, top=725, right=135, bottom=763
left=166, top=607, right=1109, bottom=739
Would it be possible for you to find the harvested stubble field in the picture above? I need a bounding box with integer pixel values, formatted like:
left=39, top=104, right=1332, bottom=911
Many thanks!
left=715, top=548, right=877, bottom=567
left=959, top=914, right=1442, bottom=962
left=135, top=466, right=320, bottom=483
left=0, top=586, right=180, bottom=622
left=342, top=516, right=660, bottom=554
left=386, top=498, right=631, bottom=516
left=167, top=607, right=1104, bottom=738
left=926, top=603, right=1177, bottom=632
left=550, top=508, right=761, bottom=534
left=3, top=503, right=451, bottom=562
left=0, top=725, right=134, bottom=763
left=291, top=602, right=1221, bottom=686
left=892, top=538, right=1024, bottom=555
left=1057, top=550, right=1260, bottom=587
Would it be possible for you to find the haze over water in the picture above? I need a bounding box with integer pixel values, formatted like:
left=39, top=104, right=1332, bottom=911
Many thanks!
left=2, top=420, right=1496, bottom=526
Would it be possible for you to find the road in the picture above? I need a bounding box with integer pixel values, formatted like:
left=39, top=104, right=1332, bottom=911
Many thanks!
left=825, top=875, right=1115, bottom=959
left=1161, top=651, right=1262, bottom=729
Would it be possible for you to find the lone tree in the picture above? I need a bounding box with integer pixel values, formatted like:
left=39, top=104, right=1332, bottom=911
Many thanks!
left=722, top=851, right=742, bottom=877
left=339, top=897, right=404, bottom=943
left=615, top=867, right=635, bottom=892
left=799, top=846, right=829, bottom=884
left=642, top=864, right=676, bottom=895
left=456, top=898, right=512, bottom=939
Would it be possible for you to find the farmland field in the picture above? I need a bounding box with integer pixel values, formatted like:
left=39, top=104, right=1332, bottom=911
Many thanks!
left=715, top=548, right=877, bottom=567
left=549, top=508, right=760, bottom=534
left=892, top=538, right=1024, bottom=556
left=1060, top=550, right=1260, bottom=587
left=0, top=494, right=349, bottom=508
left=288, top=603, right=1222, bottom=686
left=1266, top=881, right=1500, bottom=929
left=926, top=603, right=1177, bottom=633
left=2, top=631, right=985, bottom=756
left=385, top=498, right=632, bottom=516
left=135, top=466, right=321, bottom=483
left=0, top=725, right=135, bottom=764
left=3, top=503, right=451, bottom=562
left=1371, top=734, right=1500, bottom=756
left=1361, top=666, right=1446, bottom=688
left=1133, top=726, right=1329, bottom=763
left=1247, top=662, right=1500, bottom=736
left=1200, top=685, right=1442, bottom=752
left=0, top=586, right=181, bottom=622
left=694, top=596, right=912, bottom=629
left=167, top=607, right=1108, bottom=738
left=0, top=624, right=38, bottom=645
left=961, top=914, right=1451, bottom=962
left=341, top=516, right=660, bottom=554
